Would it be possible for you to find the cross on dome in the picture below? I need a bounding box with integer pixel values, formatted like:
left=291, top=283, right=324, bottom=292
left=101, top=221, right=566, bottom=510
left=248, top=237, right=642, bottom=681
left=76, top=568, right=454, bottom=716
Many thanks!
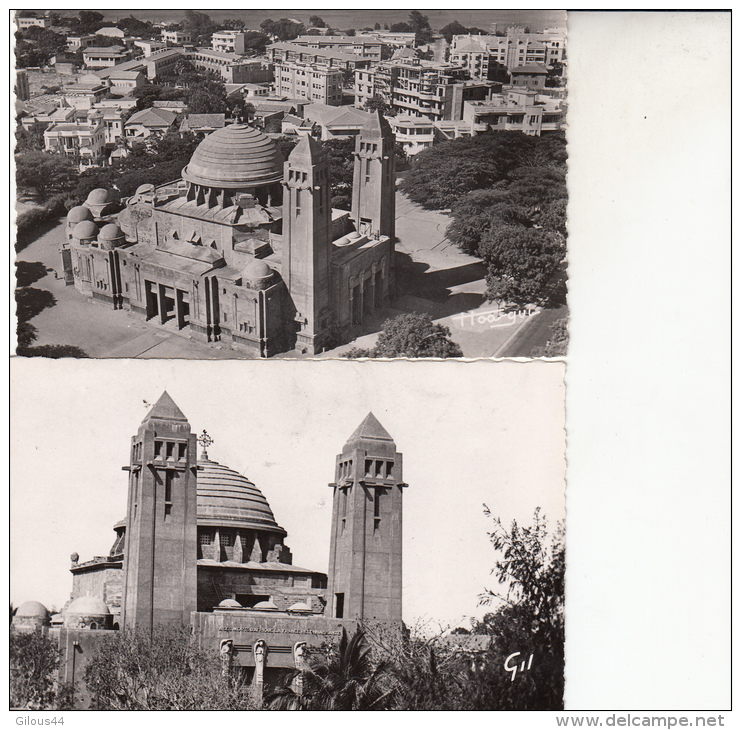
left=198, top=430, right=213, bottom=459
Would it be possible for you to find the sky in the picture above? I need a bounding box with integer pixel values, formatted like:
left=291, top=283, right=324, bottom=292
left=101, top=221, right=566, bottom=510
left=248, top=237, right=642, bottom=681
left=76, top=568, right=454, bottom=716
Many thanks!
left=10, top=358, right=565, bottom=629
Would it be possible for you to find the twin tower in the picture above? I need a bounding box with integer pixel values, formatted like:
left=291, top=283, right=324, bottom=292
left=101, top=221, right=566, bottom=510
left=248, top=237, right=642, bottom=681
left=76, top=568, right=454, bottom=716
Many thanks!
left=120, top=393, right=405, bottom=632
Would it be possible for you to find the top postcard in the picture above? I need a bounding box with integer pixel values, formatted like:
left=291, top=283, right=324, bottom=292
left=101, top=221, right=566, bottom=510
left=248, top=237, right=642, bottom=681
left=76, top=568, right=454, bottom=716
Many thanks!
left=14, top=9, right=567, bottom=359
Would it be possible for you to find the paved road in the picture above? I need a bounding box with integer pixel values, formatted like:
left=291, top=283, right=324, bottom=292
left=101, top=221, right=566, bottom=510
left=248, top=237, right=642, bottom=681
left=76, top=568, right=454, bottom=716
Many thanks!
left=495, top=302, right=568, bottom=358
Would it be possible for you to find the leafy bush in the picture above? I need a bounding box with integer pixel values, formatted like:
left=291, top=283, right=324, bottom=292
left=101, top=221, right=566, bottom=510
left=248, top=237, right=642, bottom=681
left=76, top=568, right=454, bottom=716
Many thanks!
left=343, top=313, right=462, bottom=358
left=84, top=626, right=259, bottom=710
left=10, top=631, right=75, bottom=709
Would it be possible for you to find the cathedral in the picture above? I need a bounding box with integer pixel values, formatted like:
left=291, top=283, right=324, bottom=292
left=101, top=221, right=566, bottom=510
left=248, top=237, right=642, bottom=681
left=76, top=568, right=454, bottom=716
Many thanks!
left=14, top=392, right=407, bottom=701
left=60, top=113, right=397, bottom=356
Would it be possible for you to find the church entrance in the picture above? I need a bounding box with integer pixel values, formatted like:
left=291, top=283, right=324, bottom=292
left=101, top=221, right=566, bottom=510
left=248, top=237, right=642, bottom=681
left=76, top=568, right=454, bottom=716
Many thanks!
left=158, top=284, right=176, bottom=325
left=145, top=280, right=159, bottom=320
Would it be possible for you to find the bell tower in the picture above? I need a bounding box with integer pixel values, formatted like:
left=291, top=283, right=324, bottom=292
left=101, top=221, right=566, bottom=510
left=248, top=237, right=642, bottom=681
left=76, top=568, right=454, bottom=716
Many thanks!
left=121, top=392, right=198, bottom=632
left=282, top=134, right=333, bottom=355
left=326, top=413, right=406, bottom=621
left=351, top=111, right=396, bottom=240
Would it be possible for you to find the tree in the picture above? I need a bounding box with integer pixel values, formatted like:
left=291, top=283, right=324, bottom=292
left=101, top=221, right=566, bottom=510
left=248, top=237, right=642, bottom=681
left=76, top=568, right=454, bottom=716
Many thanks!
left=475, top=506, right=565, bottom=709
left=186, top=80, right=228, bottom=115
left=389, top=22, right=412, bottom=33
left=15, top=126, right=44, bottom=153
left=531, top=317, right=568, bottom=357
left=10, top=631, right=75, bottom=709
left=440, top=21, right=469, bottom=44
left=15, top=152, right=77, bottom=201
left=261, top=18, right=305, bottom=42
left=71, top=10, right=104, bottom=34
left=363, top=96, right=395, bottom=116
left=309, top=15, right=327, bottom=28
left=304, top=628, right=393, bottom=710
left=478, top=225, right=565, bottom=305
left=409, top=10, right=433, bottom=45
left=344, top=313, right=463, bottom=358
left=84, top=626, right=258, bottom=710
left=242, top=31, right=270, bottom=55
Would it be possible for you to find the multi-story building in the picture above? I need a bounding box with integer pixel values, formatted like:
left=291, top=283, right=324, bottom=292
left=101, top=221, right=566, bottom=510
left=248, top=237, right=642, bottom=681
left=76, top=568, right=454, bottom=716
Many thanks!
left=62, top=81, right=111, bottom=110
left=132, top=39, right=167, bottom=56
left=188, top=49, right=273, bottom=84
left=44, top=119, right=106, bottom=170
left=82, top=46, right=132, bottom=70
left=451, top=27, right=566, bottom=72
left=462, top=88, right=564, bottom=136
left=274, top=62, right=343, bottom=106
left=449, top=37, right=491, bottom=80
left=356, top=60, right=495, bottom=122
left=94, top=48, right=184, bottom=82
left=161, top=28, right=192, bottom=45
left=267, top=42, right=372, bottom=72
left=291, top=35, right=385, bottom=62
left=355, top=31, right=416, bottom=48
left=211, top=30, right=246, bottom=54
left=509, top=63, right=548, bottom=90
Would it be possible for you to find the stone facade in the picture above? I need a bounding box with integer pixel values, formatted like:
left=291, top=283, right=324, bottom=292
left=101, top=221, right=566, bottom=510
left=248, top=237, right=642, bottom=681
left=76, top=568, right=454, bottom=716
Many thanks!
left=63, top=117, right=396, bottom=357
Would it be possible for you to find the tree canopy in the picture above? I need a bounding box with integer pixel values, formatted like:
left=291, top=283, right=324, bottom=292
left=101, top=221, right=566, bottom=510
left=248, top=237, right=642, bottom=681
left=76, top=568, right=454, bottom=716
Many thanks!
left=401, top=131, right=567, bottom=305
left=15, top=151, right=78, bottom=200
left=260, top=18, right=305, bottom=41
left=344, top=313, right=462, bottom=358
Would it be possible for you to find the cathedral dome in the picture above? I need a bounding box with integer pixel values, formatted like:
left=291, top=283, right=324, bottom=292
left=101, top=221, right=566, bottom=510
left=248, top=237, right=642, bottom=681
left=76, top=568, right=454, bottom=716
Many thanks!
left=182, top=124, right=283, bottom=189
left=197, top=457, right=287, bottom=536
left=67, top=206, right=93, bottom=223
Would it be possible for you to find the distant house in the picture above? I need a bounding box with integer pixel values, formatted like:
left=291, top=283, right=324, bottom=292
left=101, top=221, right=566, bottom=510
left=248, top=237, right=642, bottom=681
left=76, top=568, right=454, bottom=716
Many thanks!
left=44, top=120, right=107, bottom=170
left=508, top=62, right=549, bottom=90
left=83, top=46, right=132, bottom=70
left=179, top=113, right=226, bottom=137
left=301, top=103, right=374, bottom=140
left=124, top=107, right=179, bottom=140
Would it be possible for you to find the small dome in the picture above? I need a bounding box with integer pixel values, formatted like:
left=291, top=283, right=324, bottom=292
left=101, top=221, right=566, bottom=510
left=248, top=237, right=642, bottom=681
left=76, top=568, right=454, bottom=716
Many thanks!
left=182, top=124, right=284, bottom=189
left=252, top=600, right=278, bottom=611
left=136, top=184, right=155, bottom=195
left=67, top=596, right=110, bottom=616
left=67, top=206, right=93, bottom=223
left=50, top=613, right=64, bottom=625
left=288, top=601, right=311, bottom=612
left=98, top=223, right=125, bottom=241
left=86, top=188, right=111, bottom=205
left=73, top=221, right=99, bottom=239
left=243, top=260, right=273, bottom=281
left=218, top=599, right=242, bottom=608
left=16, top=600, right=49, bottom=618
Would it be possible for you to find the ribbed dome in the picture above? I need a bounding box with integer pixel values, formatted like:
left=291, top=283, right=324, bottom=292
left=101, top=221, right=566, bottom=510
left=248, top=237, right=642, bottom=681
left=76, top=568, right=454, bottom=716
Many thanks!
left=197, top=458, right=286, bottom=535
left=16, top=600, right=49, bottom=618
left=67, top=205, right=93, bottom=223
left=182, top=124, right=284, bottom=189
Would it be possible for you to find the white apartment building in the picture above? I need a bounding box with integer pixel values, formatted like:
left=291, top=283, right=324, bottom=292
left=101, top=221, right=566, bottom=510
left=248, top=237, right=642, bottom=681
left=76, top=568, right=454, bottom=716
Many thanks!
left=44, top=120, right=106, bottom=170
left=212, top=30, right=246, bottom=54
left=274, top=62, right=343, bottom=106
left=462, top=88, right=564, bottom=136
left=82, top=46, right=132, bottom=70
left=161, top=28, right=192, bottom=45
